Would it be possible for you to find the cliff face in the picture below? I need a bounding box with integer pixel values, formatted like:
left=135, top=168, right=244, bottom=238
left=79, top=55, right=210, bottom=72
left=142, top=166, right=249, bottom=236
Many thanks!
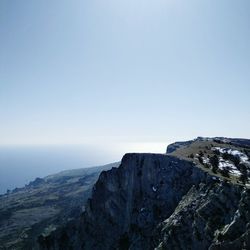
left=83, top=154, right=209, bottom=250
left=39, top=138, right=250, bottom=250
left=39, top=153, right=210, bottom=249
left=156, top=181, right=250, bottom=250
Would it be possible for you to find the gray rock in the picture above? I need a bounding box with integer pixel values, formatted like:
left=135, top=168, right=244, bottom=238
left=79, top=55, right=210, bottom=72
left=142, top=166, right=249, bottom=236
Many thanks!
left=39, top=153, right=210, bottom=249
left=38, top=138, right=250, bottom=250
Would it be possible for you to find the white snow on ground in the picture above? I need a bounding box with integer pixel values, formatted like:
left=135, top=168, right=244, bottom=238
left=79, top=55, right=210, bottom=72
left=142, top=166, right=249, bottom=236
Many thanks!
left=202, top=157, right=210, bottom=164
left=213, top=147, right=249, bottom=164
left=218, top=157, right=241, bottom=176
left=194, top=147, right=250, bottom=182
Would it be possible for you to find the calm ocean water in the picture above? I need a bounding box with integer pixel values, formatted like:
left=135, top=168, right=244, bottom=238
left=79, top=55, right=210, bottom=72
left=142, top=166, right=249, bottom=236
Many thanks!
left=0, top=145, right=120, bottom=194
left=0, top=142, right=167, bottom=194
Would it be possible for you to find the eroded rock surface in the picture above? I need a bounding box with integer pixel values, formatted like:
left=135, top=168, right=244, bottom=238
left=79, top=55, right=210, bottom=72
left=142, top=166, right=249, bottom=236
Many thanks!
left=36, top=138, right=250, bottom=249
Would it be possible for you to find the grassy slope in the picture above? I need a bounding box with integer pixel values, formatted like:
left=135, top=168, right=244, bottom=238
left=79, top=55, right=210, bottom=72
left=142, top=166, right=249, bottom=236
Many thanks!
left=169, top=139, right=250, bottom=187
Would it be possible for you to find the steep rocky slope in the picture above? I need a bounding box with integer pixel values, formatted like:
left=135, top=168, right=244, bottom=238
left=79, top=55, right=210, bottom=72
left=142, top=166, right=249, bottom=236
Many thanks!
left=156, top=181, right=250, bottom=250
left=0, top=162, right=119, bottom=250
left=38, top=137, right=250, bottom=250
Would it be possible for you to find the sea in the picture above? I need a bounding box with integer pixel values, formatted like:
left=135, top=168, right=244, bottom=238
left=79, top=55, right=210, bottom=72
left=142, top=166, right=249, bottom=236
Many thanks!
left=0, top=142, right=167, bottom=194
left=0, top=145, right=118, bottom=194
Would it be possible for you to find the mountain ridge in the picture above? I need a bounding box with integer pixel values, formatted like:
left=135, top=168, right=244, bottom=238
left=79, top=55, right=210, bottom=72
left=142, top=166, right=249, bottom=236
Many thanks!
left=1, top=137, right=250, bottom=249
left=38, top=137, right=250, bottom=250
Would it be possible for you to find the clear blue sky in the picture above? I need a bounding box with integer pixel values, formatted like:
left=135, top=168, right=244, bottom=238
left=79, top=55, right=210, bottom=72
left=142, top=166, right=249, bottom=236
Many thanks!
left=0, top=0, right=250, bottom=148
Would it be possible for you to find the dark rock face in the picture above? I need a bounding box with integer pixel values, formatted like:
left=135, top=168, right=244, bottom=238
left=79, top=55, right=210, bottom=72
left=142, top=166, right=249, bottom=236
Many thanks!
left=83, top=154, right=209, bottom=250
left=38, top=149, right=250, bottom=250
left=155, top=182, right=250, bottom=250
left=39, top=153, right=210, bottom=249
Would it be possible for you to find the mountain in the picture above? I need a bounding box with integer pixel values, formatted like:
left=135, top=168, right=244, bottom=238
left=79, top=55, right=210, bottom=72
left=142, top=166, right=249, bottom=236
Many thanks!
left=38, top=137, right=250, bottom=250
left=0, top=162, right=120, bottom=250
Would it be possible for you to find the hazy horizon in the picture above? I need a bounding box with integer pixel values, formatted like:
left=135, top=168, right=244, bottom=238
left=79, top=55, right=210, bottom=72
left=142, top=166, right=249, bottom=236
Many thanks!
left=0, top=1, right=249, bottom=248
left=1, top=0, right=249, bottom=147
left=0, top=141, right=169, bottom=194
left=0, top=1, right=249, bottom=193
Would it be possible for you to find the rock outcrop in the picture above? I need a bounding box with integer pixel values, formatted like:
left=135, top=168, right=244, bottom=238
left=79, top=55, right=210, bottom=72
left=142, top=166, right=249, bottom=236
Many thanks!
left=38, top=138, right=250, bottom=250
left=156, top=181, right=250, bottom=250
left=166, top=140, right=195, bottom=154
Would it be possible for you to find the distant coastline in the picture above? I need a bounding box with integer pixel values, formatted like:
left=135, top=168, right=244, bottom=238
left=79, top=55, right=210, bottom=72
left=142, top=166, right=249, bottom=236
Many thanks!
left=0, top=145, right=117, bottom=194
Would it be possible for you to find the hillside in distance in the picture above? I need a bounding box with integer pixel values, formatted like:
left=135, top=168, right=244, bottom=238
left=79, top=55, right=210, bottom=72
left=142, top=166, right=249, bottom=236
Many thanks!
left=0, top=162, right=119, bottom=250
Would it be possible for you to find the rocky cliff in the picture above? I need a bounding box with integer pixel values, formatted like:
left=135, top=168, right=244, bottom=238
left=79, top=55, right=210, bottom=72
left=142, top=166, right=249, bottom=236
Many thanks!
left=39, top=138, right=250, bottom=250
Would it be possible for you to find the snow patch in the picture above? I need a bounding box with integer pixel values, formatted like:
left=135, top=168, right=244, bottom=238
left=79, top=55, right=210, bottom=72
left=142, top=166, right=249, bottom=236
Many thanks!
left=202, top=157, right=210, bottom=164
left=218, top=157, right=241, bottom=176
left=213, top=147, right=249, bottom=164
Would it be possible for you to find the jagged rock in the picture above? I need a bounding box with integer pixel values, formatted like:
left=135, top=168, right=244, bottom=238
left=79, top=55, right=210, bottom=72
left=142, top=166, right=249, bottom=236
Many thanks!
left=35, top=138, right=250, bottom=250
left=39, top=153, right=211, bottom=249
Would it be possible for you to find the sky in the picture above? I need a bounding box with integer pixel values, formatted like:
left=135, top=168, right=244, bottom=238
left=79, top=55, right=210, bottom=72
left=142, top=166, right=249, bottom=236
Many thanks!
left=0, top=0, right=250, bottom=152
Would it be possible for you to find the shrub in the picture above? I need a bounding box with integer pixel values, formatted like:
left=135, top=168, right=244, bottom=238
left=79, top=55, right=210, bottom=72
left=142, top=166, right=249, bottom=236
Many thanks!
left=198, top=156, right=204, bottom=164
left=238, top=163, right=247, bottom=172
left=189, top=153, right=194, bottom=159
left=220, top=168, right=230, bottom=178
left=239, top=173, right=248, bottom=184
left=231, top=155, right=240, bottom=166
left=212, top=165, right=218, bottom=174
left=210, top=155, right=219, bottom=168
left=199, top=151, right=204, bottom=157
left=214, top=150, right=220, bottom=156
left=222, top=153, right=240, bottom=166
left=210, top=155, right=219, bottom=173
left=222, top=152, right=230, bottom=160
